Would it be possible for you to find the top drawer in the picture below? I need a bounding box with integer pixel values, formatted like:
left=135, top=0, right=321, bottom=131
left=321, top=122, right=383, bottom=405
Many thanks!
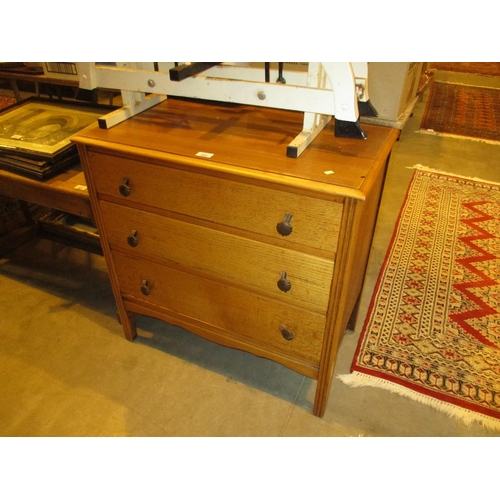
left=87, top=151, right=343, bottom=255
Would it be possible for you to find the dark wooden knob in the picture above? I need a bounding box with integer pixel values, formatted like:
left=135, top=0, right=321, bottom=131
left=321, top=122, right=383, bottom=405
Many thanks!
left=276, top=213, right=293, bottom=236
left=127, top=230, right=138, bottom=247
left=140, top=280, right=151, bottom=296
left=279, top=325, right=294, bottom=341
left=119, top=177, right=131, bottom=197
left=277, top=271, right=291, bottom=292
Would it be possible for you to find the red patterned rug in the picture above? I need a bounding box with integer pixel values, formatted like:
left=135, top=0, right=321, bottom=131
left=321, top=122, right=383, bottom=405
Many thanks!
left=340, top=167, right=500, bottom=429
left=420, top=81, right=500, bottom=143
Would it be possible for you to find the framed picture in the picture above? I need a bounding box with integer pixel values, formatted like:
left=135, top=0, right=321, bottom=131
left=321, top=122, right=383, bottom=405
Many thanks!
left=0, top=98, right=114, bottom=179
left=0, top=99, right=106, bottom=159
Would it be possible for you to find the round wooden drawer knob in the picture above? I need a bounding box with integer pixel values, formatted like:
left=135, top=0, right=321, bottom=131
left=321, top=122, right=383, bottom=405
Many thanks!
left=279, top=325, right=294, bottom=341
left=119, top=177, right=131, bottom=197
left=140, top=280, right=151, bottom=296
left=276, top=213, right=293, bottom=236
left=277, top=271, right=291, bottom=292
left=127, top=230, right=139, bottom=247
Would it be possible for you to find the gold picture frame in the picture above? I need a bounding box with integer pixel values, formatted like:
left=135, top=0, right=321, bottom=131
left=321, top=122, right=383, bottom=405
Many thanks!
left=0, top=100, right=106, bottom=159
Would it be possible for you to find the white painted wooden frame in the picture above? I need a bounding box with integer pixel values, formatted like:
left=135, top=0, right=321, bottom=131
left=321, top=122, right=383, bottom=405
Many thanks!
left=76, top=62, right=369, bottom=156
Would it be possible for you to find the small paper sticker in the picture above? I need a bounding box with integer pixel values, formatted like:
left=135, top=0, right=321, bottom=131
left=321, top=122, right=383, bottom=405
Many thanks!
left=74, top=185, right=87, bottom=191
left=11, top=134, right=23, bottom=140
left=196, top=152, right=214, bottom=158
left=324, top=170, right=335, bottom=175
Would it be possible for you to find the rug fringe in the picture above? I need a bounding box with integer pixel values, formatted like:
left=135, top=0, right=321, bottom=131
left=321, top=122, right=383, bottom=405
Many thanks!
left=408, top=164, right=500, bottom=186
left=416, top=128, right=500, bottom=146
left=338, top=372, right=500, bottom=432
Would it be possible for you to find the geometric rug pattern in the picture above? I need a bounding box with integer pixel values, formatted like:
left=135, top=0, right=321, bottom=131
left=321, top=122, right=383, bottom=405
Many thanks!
left=420, top=82, right=500, bottom=143
left=340, top=167, right=500, bottom=429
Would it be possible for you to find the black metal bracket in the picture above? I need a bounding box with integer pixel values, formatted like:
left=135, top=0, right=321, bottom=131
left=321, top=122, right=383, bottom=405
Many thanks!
left=358, top=99, right=378, bottom=117
left=334, top=119, right=367, bottom=139
left=169, top=63, right=221, bottom=82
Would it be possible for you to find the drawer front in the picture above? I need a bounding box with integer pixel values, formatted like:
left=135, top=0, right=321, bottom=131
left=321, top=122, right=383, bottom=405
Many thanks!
left=100, top=201, right=334, bottom=312
left=87, top=151, right=343, bottom=254
left=113, top=251, right=326, bottom=366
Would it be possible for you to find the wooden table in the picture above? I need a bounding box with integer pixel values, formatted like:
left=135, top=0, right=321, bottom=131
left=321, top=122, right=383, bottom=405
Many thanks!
left=0, top=69, right=79, bottom=102
left=0, top=165, right=92, bottom=219
left=0, top=164, right=99, bottom=255
left=0, top=67, right=119, bottom=105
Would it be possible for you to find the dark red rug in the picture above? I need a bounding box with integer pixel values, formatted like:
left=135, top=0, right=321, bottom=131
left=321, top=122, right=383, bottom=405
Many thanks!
left=420, top=81, right=500, bottom=143
left=428, top=62, right=500, bottom=77
left=0, top=96, right=16, bottom=110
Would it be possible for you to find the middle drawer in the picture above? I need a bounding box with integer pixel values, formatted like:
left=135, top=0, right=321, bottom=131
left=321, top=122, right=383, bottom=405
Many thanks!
left=100, top=201, right=334, bottom=312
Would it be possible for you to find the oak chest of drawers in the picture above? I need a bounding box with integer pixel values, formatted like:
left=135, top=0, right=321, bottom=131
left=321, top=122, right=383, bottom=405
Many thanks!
left=73, top=99, right=399, bottom=417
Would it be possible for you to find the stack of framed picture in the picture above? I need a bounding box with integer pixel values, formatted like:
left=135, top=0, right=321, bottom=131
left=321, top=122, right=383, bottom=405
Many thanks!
left=0, top=99, right=110, bottom=179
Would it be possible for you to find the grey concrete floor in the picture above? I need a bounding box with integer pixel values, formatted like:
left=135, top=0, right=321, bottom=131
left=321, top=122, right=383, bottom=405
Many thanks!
left=1, top=70, right=500, bottom=437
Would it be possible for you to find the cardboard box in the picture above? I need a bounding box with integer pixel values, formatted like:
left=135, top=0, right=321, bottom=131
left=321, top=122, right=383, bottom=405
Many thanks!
left=368, top=62, right=423, bottom=121
left=42, top=62, right=80, bottom=81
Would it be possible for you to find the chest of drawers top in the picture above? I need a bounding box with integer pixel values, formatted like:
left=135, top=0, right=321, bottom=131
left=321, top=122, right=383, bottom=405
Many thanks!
left=73, top=98, right=399, bottom=200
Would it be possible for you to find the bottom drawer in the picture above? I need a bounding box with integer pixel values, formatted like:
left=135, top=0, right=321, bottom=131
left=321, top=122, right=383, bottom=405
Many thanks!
left=113, top=251, right=326, bottom=367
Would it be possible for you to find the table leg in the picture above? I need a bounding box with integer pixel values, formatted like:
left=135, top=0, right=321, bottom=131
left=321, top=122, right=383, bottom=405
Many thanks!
left=9, top=78, right=22, bottom=102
